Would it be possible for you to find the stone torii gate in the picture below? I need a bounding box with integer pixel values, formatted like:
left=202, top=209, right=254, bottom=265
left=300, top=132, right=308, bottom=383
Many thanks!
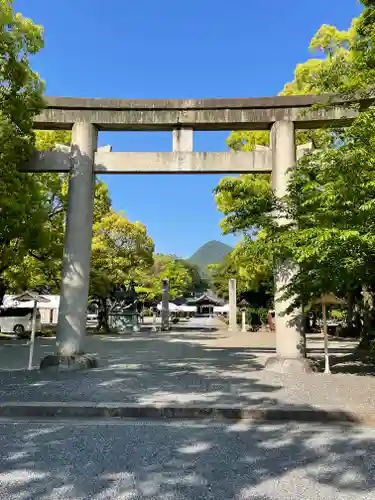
left=22, top=94, right=359, bottom=371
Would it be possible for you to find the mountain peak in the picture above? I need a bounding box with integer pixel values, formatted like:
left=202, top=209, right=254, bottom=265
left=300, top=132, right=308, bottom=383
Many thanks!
left=189, top=240, right=232, bottom=275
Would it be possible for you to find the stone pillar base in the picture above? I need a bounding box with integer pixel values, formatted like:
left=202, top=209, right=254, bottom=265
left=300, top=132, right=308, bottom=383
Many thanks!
left=265, top=356, right=314, bottom=374
left=40, top=353, right=98, bottom=372
left=160, top=326, right=171, bottom=332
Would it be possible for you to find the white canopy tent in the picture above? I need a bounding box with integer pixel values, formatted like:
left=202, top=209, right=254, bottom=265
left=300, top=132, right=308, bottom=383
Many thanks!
left=2, top=294, right=60, bottom=324
left=214, top=304, right=230, bottom=314
left=156, top=302, right=180, bottom=312
left=178, top=305, right=196, bottom=313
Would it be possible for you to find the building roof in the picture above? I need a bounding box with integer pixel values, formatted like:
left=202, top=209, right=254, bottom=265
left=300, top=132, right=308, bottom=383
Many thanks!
left=3, top=294, right=60, bottom=309
left=186, top=291, right=224, bottom=306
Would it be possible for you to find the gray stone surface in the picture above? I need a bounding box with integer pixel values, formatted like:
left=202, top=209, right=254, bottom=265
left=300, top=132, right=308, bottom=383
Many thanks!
left=56, top=122, right=97, bottom=356
left=34, top=105, right=358, bottom=131
left=41, top=93, right=361, bottom=109
left=228, top=279, right=237, bottom=332
left=19, top=150, right=73, bottom=172
left=0, top=403, right=368, bottom=425
left=33, top=94, right=362, bottom=131
left=264, top=356, right=314, bottom=374
left=1, top=419, right=375, bottom=499
left=0, top=326, right=374, bottom=419
left=271, top=121, right=304, bottom=361
left=161, top=279, right=170, bottom=332
left=22, top=151, right=273, bottom=174
left=173, top=128, right=193, bottom=152
left=39, top=353, right=98, bottom=372
left=95, top=151, right=272, bottom=174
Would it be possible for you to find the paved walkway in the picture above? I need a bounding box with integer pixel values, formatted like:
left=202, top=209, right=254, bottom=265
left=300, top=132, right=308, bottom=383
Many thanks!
left=0, top=320, right=374, bottom=420
left=2, top=420, right=375, bottom=499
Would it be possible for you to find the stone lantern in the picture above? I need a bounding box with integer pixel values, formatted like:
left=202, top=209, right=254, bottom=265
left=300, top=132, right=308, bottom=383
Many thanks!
left=238, top=299, right=249, bottom=333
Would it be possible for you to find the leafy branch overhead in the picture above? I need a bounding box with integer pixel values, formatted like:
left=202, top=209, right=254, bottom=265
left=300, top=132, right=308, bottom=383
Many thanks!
left=214, top=2, right=375, bottom=321
left=0, top=0, right=201, bottom=320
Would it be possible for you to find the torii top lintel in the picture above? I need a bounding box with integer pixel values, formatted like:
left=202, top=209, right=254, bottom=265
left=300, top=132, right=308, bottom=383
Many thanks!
left=34, top=94, right=371, bottom=132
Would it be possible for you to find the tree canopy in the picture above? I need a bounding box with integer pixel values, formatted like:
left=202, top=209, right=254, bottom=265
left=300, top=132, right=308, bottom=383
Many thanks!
left=140, top=254, right=194, bottom=301
left=214, top=1, right=375, bottom=338
left=0, top=0, right=45, bottom=302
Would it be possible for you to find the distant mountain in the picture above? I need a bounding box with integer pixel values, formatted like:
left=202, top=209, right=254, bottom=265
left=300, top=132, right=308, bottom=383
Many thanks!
left=189, top=240, right=232, bottom=275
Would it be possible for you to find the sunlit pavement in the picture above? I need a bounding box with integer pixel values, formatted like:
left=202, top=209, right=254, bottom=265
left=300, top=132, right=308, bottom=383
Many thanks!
left=0, top=419, right=374, bottom=499
left=1, top=320, right=375, bottom=498
left=0, top=318, right=358, bottom=372
left=0, top=321, right=374, bottom=417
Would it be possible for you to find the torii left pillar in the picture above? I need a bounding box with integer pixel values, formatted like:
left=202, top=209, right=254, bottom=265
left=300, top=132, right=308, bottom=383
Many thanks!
left=41, top=122, right=98, bottom=369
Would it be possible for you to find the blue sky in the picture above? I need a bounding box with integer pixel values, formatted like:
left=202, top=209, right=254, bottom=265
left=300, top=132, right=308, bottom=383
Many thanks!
left=15, top=0, right=362, bottom=257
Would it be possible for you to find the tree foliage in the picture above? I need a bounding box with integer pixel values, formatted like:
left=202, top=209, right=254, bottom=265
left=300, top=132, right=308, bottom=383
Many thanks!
left=0, top=0, right=45, bottom=302
left=0, top=2, right=152, bottom=312
left=140, top=254, right=194, bottom=301
left=214, top=2, right=375, bottom=338
left=88, top=210, right=154, bottom=329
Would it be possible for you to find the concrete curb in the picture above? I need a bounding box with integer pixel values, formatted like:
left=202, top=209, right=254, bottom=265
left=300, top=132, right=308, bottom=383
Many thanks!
left=0, top=403, right=373, bottom=425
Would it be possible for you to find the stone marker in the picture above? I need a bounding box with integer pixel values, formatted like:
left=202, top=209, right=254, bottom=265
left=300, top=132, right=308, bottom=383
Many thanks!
left=161, top=279, right=170, bottom=331
left=228, top=279, right=237, bottom=332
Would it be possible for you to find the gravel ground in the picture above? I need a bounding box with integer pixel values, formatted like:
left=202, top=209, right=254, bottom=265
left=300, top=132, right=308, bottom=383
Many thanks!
left=1, top=419, right=375, bottom=499
left=1, top=362, right=375, bottom=414
left=0, top=324, right=374, bottom=415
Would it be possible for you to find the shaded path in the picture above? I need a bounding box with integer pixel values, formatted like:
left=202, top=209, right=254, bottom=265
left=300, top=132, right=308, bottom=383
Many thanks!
left=0, top=329, right=374, bottom=417
left=1, top=419, right=375, bottom=499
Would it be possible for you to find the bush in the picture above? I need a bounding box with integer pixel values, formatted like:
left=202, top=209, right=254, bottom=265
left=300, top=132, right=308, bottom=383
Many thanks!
left=142, top=307, right=153, bottom=317
left=36, top=329, right=55, bottom=337
left=244, top=307, right=268, bottom=327
left=336, top=325, right=361, bottom=338
left=331, top=309, right=345, bottom=321
left=369, top=339, right=375, bottom=360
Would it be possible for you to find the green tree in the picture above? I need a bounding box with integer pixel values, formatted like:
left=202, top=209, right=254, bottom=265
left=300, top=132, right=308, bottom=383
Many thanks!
left=215, top=23, right=353, bottom=305
left=226, top=23, right=352, bottom=154
left=20, top=131, right=72, bottom=292
left=0, top=0, right=45, bottom=303
left=90, top=210, right=154, bottom=329
left=209, top=236, right=273, bottom=300
left=216, top=3, right=375, bottom=340
left=4, top=129, right=113, bottom=296
left=176, top=259, right=209, bottom=294
left=141, top=254, right=194, bottom=301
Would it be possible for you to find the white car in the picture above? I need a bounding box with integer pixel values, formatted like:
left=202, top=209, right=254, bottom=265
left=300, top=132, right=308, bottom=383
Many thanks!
left=0, top=307, right=41, bottom=336
left=86, top=313, right=98, bottom=322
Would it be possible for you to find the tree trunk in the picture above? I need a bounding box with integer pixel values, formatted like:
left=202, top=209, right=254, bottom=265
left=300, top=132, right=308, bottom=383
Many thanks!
left=356, top=287, right=374, bottom=350
left=347, top=292, right=354, bottom=329
left=303, top=312, right=310, bottom=334
left=311, top=310, right=317, bottom=330
left=0, top=277, right=6, bottom=307
left=363, top=287, right=373, bottom=336
left=97, top=297, right=109, bottom=332
left=299, top=305, right=308, bottom=357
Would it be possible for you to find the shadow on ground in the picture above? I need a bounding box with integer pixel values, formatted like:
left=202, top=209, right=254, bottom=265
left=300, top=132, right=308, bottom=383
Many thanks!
left=0, top=417, right=375, bottom=498
left=169, top=325, right=220, bottom=333
left=1, top=328, right=375, bottom=410
left=0, top=331, right=281, bottom=407
left=313, top=353, right=375, bottom=376
left=1, top=329, right=375, bottom=498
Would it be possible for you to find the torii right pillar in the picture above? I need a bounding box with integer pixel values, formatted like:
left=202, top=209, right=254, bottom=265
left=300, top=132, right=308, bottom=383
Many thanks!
left=266, top=121, right=312, bottom=373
